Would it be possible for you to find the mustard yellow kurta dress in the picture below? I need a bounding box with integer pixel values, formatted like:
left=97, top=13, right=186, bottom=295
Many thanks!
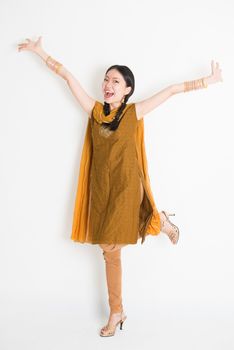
left=70, top=101, right=161, bottom=245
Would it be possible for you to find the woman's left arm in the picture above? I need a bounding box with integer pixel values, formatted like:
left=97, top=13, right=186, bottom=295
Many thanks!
left=135, top=60, right=223, bottom=120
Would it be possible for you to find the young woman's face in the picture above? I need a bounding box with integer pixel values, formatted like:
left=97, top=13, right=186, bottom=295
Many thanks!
left=102, top=69, right=131, bottom=103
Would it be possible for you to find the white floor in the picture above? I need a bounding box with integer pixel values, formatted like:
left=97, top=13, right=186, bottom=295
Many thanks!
left=1, top=298, right=233, bottom=350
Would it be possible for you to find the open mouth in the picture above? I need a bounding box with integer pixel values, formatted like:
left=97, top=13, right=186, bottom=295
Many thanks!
left=104, top=91, right=115, bottom=99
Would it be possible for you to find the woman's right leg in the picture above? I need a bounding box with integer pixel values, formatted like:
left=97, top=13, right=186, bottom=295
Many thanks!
left=139, top=177, right=179, bottom=244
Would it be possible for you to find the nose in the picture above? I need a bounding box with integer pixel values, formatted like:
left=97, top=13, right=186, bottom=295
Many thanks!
left=105, top=82, right=112, bottom=90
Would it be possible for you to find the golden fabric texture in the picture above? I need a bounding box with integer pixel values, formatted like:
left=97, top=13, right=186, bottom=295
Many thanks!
left=70, top=101, right=161, bottom=245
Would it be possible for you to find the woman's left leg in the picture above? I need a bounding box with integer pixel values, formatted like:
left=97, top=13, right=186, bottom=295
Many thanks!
left=99, top=245, right=127, bottom=336
left=100, top=245, right=124, bottom=313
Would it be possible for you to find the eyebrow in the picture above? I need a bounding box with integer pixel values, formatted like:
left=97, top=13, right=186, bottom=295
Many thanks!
left=105, top=75, right=120, bottom=80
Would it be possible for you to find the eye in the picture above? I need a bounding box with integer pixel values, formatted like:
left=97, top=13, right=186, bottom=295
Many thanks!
left=114, top=80, right=119, bottom=83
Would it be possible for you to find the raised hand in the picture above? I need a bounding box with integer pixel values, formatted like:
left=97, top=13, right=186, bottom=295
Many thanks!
left=209, top=60, right=223, bottom=84
left=18, top=36, right=43, bottom=54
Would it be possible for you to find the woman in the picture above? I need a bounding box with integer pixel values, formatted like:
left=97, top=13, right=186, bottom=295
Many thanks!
left=17, top=36, right=223, bottom=337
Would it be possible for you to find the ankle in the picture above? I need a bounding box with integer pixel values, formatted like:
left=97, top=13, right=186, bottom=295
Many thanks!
left=110, top=311, right=122, bottom=317
left=159, top=211, right=165, bottom=229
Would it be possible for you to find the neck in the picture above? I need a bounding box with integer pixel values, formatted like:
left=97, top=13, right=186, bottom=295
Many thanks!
left=109, top=101, right=124, bottom=111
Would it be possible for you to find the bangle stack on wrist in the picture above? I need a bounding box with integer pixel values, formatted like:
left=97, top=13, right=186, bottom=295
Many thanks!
left=184, top=78, right=208, bottom=92
left=46, top=55, right=63, bottom=74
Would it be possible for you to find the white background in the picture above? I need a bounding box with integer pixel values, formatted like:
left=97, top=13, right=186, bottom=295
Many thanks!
left=1, top=0, right=234, bottom=349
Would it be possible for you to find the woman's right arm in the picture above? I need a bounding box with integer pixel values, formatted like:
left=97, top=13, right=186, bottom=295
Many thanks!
left=18, top=36, right=95, bottom=117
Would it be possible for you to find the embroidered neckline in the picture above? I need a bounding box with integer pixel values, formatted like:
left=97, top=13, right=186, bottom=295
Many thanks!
left=95, top=103, right=133, bottom=124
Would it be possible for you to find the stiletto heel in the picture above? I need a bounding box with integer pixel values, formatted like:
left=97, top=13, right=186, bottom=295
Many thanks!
left=100, top=311, right=127, bottom=337
left=160, top=210, right=180, bottom=244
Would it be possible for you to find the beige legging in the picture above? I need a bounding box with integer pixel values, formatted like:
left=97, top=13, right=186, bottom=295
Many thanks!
left=99, top=181, right=144, bottom=313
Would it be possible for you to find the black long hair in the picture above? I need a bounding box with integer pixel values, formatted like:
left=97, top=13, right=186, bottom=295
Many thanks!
left=101, top=65, right=135, bottom=131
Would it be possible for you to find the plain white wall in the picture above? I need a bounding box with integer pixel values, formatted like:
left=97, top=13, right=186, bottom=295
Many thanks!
left=1, top=0, right=234, bottom=349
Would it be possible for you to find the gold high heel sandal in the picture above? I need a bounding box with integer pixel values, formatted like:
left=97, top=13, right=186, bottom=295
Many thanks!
left=160, top=210, right=180, bottom=244
left=99, top=311, right=127, bottom=337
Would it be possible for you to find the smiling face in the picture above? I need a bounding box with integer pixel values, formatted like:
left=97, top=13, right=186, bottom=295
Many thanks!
left=102, top=69, right=131, bottom=105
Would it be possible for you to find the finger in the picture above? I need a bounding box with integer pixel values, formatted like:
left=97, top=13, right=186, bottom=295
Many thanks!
left=212, top=60, right=216, bottom=73
left=216, top=62, right=219, bottom=69
left=211, top=60, right=215, bottom=74
left=18, top=43, right=27, bottom=50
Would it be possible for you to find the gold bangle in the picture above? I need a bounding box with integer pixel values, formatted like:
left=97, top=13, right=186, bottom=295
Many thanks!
left=55, top=63, right=63, bottom=74
left=202, top=78, right=208, bottom=88
left=184, top=77, right=208, bottom=92
left=46, top=55, right=51, bottom=65
left=46, top=55, right=63, bottom=74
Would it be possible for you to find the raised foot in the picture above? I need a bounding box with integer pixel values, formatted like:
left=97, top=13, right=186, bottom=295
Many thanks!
left=100, top=311, right=127, bottom=337
left=160, top=210, right=180, bottom=244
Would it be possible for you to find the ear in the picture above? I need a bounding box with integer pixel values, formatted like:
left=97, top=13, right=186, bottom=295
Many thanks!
left=125, top=86, right=132, bottom=95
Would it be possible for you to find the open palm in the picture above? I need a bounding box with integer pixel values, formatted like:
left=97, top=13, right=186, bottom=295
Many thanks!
left=18, top=36, right=43, bottom=53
